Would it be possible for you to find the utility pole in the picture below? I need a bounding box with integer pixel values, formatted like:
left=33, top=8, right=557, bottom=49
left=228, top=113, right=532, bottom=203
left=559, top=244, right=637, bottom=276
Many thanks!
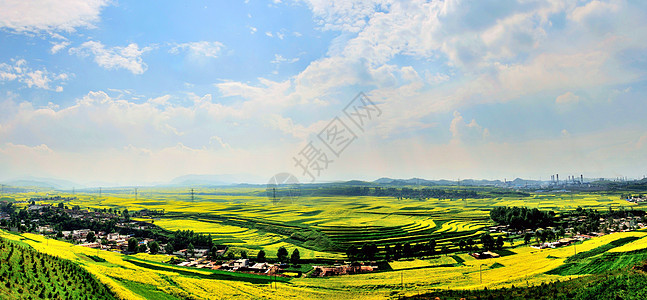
left=99, top=187, right=102, bottom=198
left=1, top=184, right=4, bottom=196
left=401, top=271, right=403, bottom=289
left=190, top=188, right=195, bottom=201
left=480, top=264, right=483, bottom=284
left=135, top=188, right=138, bottom=201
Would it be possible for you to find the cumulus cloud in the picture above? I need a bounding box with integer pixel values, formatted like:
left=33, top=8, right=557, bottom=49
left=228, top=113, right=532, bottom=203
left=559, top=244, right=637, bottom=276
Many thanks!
left=300, top=0, right=391, bottom=32
left=555, top=92, right=580, bottom=104
left=569, top=0, right=620, bottom=23
left=0, top=0, right=110, bottom=33
left=50, top=41, right=70, bottom=54
left=170, top=41, right=224, bottom=59
left=449, top=111, right=489, bottom=143
left=69, top=41, right=152, bottom=74
left=0, top=59, right=70, bottom=91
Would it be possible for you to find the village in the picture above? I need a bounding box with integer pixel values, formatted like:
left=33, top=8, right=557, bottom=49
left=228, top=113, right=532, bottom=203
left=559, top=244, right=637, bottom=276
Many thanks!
left=487, top=210, right=647, bottom=251
left=1, top=200, right=381, bottom=278
left=3, top=199, right=647, bottom=279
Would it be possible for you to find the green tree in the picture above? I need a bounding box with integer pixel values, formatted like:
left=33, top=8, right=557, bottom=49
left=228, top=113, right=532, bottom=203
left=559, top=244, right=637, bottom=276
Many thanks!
left=346, top=246, right=357, bottom=261
left=495, top=236, right=504, bottom=250
left=149, top=241, right=160, bottom=254
left=187, top=243, right=195, bottom=258
left=257, top=250, right=266, bottom=262
left=290, top=249, right=300, bottom=265
left=277, top=246, right=289, bottom=263
left=240, top=250, right=247, bottom=259
left=428, top=239, right=437, bottom=255
left=165, top=242, right=174, bottom=254
left=458, top=239, right=466, bottom=251
left=481, top=233, right=495, bottom=251
left=138, top=243, right=148, bottom=253
left=85, top=231, right=96, bottom=243
left=524, top=232, right=532, bottom=245
left=127, top=238, right=138, bottom=253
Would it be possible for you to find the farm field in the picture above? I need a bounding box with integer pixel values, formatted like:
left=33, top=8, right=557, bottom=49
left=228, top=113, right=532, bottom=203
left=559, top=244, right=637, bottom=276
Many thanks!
left=3, top=187, right=646, bottom=298
left=9, top=187, right=636, bottom=259
left=3, top=228, right=647, bottom=299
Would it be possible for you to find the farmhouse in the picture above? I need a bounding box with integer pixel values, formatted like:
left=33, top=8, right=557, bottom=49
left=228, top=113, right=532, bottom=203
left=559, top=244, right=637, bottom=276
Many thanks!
left=471, top=251, right=500, bottom=259
left=310, top=263, right=378, bottom=277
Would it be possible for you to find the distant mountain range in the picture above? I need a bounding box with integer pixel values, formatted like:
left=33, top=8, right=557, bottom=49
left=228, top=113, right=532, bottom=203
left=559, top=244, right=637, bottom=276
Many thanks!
left=1, top=175, right=638, bottom=190
left=0, top=176, right=82, bottom=190
left=163, top=174, right=266, bottom=187
left=0, top=173, right=267, bottom=190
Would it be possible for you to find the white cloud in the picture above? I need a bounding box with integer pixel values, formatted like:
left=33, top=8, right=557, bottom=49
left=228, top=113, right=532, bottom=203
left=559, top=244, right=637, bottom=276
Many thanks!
left=148, top=95, right=172, bottom=106
left=209, top=135, right=232, bottom=150
left=555, top=92, right=580, bottom=104
left=271, top=54, right=299, bottom=64
left=170, top=41, right=224, bottom=59
left=449, top=111, right=488, bottom=144
left=0, top=59, right=70, bottom=91
left=569, top=0, right=620, bottom=23
left=300, top=0, right=391, bottom=32
left=0, top=0, right=110, bottom=33
left=50, top=41, right=70, bottom=54
left=69, top=41, right=152, bottom=74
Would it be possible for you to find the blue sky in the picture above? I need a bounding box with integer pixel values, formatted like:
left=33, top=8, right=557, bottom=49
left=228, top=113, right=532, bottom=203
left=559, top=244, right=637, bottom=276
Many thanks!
left=1, top=0, right=646, bottom=185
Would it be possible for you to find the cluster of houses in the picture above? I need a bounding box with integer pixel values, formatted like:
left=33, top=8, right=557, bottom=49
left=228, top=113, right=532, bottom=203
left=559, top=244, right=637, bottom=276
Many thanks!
left=530, top=236, right=590, bottom=249
left=170, top=256, right=287, bottom=276
left=470, top=251, right=501, bottom=259
left=626, top=196, right=647, bottom=203
left=310, top=262, right=378, bottom=277
left=73, top=230, right=137, bottom=252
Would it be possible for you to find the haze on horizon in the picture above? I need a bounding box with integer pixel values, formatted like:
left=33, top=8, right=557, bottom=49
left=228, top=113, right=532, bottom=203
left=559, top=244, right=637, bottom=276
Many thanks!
left=1, top=0, right=646, bottom=186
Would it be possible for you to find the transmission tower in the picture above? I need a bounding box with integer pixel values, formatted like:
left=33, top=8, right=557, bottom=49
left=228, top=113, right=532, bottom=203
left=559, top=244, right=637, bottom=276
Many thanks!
left=135, top=187, right=138, bottom=201
left=190, top=188, right=195, bottom=201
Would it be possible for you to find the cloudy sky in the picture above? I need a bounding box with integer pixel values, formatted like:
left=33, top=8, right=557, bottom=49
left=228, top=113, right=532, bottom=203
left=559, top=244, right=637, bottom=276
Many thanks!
left=1, top=0, right=646, bottom=185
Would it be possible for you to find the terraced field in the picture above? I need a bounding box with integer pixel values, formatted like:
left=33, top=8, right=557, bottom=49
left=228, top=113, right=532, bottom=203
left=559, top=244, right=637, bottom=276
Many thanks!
left=4, top=186, right=647, bottom=298
left=12, top=187, right=636, bottom=260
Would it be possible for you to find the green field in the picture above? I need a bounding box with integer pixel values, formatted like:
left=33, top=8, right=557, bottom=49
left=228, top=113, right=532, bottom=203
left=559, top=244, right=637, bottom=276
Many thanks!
left=3, top=186, right=647, bottom=299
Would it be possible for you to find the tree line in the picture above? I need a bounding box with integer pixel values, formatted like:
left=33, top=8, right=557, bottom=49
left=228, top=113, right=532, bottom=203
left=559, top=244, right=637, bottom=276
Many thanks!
left=490, top=206, right=555, bottom=230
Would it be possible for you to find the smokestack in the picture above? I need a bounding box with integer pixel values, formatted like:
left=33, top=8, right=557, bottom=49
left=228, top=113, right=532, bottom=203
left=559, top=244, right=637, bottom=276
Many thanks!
left=556, top=174, right=559, bottom=183
left=581, top=174, right=583, bottom=183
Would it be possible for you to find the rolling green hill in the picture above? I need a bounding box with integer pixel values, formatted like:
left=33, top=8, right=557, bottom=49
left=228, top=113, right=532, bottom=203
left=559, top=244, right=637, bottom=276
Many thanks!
left=0, top=237, right=116, bottom=300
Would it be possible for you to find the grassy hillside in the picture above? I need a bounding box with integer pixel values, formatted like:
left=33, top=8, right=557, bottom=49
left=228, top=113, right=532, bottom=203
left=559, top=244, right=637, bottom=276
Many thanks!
left=0, top=237, right=116, bottom=300
left=410, top=263, right=647, bottom=300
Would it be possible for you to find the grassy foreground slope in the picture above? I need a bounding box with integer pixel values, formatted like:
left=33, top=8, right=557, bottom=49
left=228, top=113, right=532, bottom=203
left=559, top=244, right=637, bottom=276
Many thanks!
left=4, top=228, right=647, bottom=299
left=0, top=236, right=116, bottom=300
